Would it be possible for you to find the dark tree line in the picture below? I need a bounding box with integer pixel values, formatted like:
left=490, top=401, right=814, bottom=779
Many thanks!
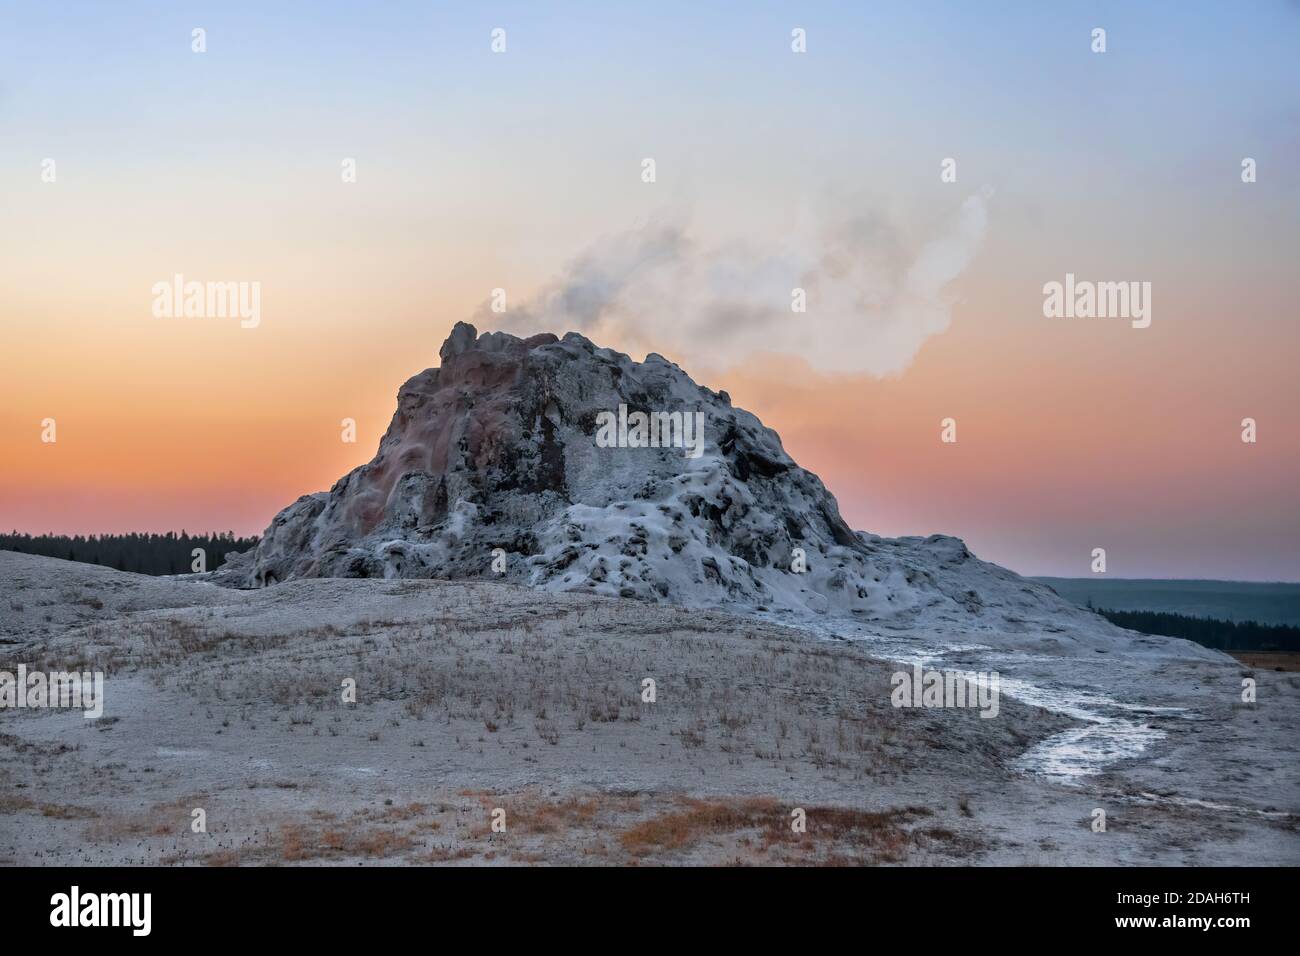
left=1096, top=607, right=1300, bottom=652
left=1, top=531, right=259, bottom=576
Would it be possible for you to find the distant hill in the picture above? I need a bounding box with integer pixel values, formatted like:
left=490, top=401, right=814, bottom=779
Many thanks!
left=1092, top=608, right=1300, bottom=652
left=1, top=531, right=258, bottom=576
left=1033, top=577, right=1300, bottom=628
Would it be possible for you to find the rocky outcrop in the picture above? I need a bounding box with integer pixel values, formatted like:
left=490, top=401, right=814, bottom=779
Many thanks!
left=216, top=322, right=1103, bottom=634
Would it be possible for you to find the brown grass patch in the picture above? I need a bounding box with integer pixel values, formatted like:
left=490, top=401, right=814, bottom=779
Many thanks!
left=426, top=844, right=476, bottom=862
left=278, top=822, right=415, bottom=862
left=1231, top=651, right=1300, bottom=672
left=84, top=813, right=172, bottom=841
left=620, top=796, right=781, bottom=854
left=0, top=794, right=36, bottom=814
left=620, top=797, right=936, bottom=864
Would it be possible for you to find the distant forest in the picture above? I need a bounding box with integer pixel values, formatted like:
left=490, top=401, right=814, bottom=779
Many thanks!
left=1096, top=607, right=1300, bottom=652
left=1, top=531, right=258, bottom=576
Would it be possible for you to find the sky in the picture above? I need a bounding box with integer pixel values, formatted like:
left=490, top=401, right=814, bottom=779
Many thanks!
left=1, top=1, right=1297, bottom=580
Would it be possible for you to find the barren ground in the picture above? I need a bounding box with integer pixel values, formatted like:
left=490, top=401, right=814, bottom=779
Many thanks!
left=1, top=552, right=1296, bottom=866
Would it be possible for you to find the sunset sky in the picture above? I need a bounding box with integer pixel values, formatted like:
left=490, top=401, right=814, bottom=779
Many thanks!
left=2, top=1, right=1297, bottom=579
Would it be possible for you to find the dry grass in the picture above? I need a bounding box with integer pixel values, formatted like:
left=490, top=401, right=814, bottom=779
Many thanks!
left=0, top=793, right=36, bottom=814
left=619, top=796, right=940, bottom=864
left=425, top=844, right=476, bottom=862
left=278, top=822, right=416, bottom=862
left=37, top=774, right=980, bottom=867
left=1231, top=651, right=1300, bottom=672
left=620, top=796, right=781, bottom=853
left=81, top=795, right=207, bottom=842
left=84, top=811, right=180, bottom=841
left=365, top=801, right=428, bottom=822
left=503, top=793, right=636, bottom=834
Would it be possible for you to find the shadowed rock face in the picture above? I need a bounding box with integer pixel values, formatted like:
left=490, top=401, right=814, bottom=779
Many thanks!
left=217, top=322, right=1102, bottom=632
